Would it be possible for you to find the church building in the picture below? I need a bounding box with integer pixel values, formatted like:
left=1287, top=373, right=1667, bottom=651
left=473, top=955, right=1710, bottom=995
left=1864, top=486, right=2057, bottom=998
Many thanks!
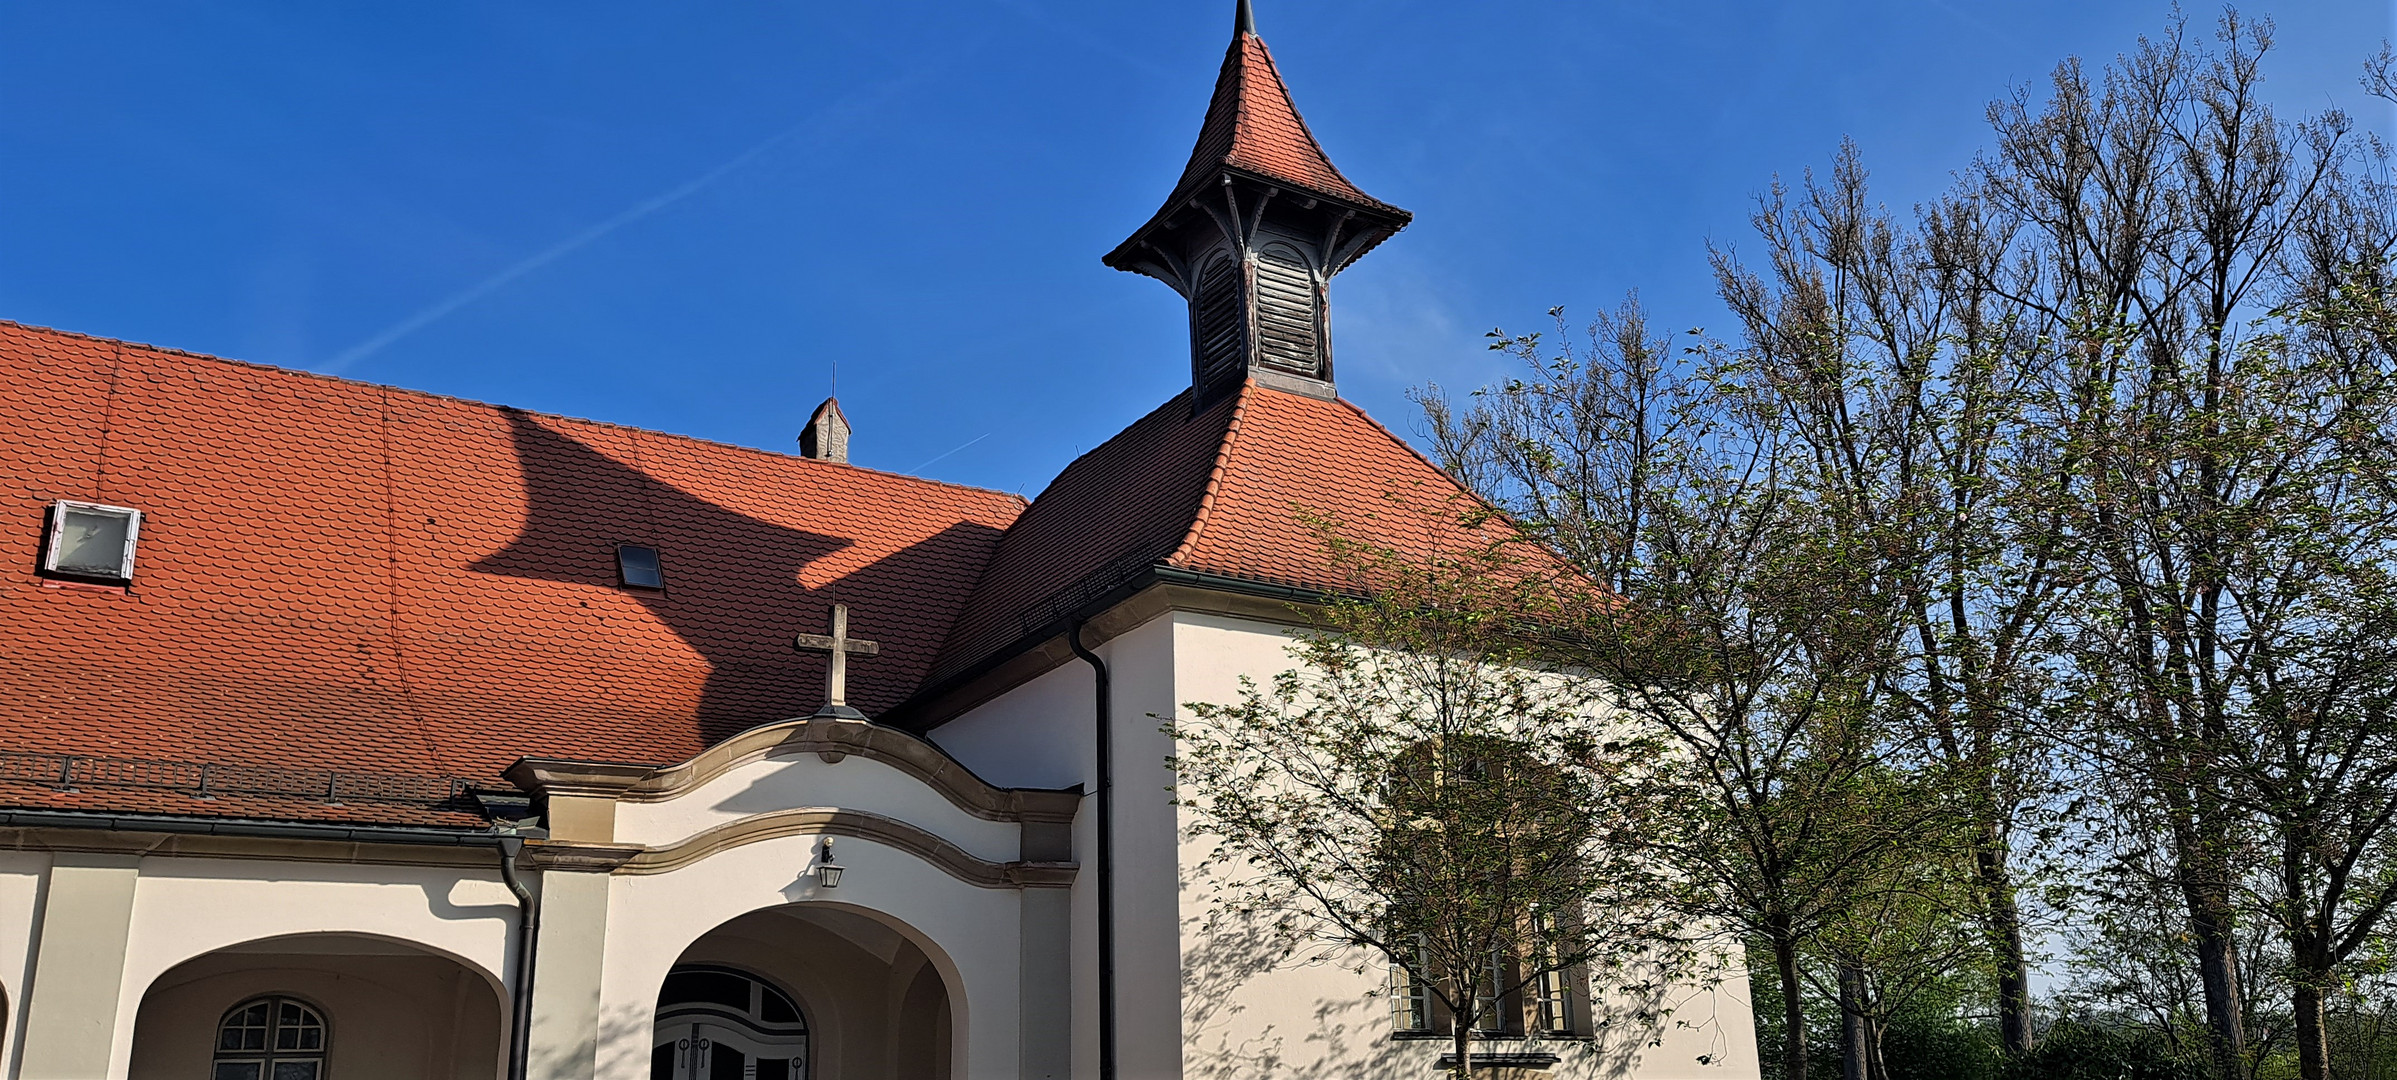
left=0, top=5, right=1756, bottom=1078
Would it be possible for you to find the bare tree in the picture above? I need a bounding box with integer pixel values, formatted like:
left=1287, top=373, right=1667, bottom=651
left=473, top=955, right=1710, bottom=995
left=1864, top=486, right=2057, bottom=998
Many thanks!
left=1425, top=304, right=1942, bottom=1080
left=1710, top=140, right=2075, bottom=1056
left=2006, top=15, right=2397, bottom=1079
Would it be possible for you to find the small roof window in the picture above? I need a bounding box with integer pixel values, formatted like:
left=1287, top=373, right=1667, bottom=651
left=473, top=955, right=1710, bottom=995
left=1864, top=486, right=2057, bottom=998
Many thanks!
left=617, top=544, right=664, bottom=590
left=43, top=501, right=142, bottom=582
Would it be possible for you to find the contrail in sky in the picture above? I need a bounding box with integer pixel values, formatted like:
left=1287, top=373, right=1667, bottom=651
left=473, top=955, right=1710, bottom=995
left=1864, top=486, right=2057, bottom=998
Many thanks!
left=320, top=79, right=914, bottom=374
left=909, top=432, right=992, bottom=473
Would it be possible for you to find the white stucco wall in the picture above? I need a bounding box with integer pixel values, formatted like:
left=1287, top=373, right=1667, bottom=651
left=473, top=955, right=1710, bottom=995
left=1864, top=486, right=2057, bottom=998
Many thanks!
left=928, top=660, right=1095, bottom=793
left=129, top=949, right=504, bottom=1080
left=0, top=848, right=518, bottom=1080
left=930, top=611, right=1178, bottom=1080
left=0, top=852, right=43, bottom=1076
left=930, top=604, right=1762, bottom=1080
left=1168, top=610, right=1763, bottom=1080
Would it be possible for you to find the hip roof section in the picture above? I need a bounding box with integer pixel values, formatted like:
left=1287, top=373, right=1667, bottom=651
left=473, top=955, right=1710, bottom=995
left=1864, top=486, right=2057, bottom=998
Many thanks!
left=0, top=322, right=1544, bottom=826
left=927, top=378, right=1544, bottom=686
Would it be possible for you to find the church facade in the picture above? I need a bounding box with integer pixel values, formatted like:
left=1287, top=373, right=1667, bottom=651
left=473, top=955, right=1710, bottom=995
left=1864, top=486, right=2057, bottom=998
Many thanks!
left=0, top=7, right=1757, bottom=1079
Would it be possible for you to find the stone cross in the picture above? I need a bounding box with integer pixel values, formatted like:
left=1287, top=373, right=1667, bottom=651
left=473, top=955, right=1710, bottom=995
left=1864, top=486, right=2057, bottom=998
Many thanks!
left=793, top=604, right=880, bottom=719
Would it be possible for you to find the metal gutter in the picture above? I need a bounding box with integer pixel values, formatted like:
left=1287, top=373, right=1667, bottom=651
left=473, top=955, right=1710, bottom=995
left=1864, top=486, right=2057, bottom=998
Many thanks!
left=0, top=807, right=508, bottom=847
left=496, top=836, right=538, bottom=1080
left=1146, top=565, right=1338, bottom=606
left=1067, top=619, right=1119, bottom=1080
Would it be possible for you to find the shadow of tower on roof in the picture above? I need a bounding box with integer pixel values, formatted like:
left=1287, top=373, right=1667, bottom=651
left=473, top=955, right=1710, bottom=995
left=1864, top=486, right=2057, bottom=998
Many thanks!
left=470, top=409, right=1005, bottom=752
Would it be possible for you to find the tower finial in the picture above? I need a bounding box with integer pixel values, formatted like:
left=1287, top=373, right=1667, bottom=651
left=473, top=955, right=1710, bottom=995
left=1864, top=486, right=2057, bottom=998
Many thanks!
left=1235, top=0, right=1254, bottom=36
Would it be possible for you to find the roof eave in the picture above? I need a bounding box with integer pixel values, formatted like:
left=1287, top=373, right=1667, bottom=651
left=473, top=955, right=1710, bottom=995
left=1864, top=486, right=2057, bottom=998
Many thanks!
left=884, top=563, right=1348, bottom=733
left=1103, top=165, right=1413, bottom=276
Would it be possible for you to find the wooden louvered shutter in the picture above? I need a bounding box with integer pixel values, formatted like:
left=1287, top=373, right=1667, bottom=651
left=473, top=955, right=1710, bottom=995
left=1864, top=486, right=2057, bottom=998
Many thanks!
left=1253, top=245, right=1321, bottom=377
left=1193, top=254, right=1245, bottom=388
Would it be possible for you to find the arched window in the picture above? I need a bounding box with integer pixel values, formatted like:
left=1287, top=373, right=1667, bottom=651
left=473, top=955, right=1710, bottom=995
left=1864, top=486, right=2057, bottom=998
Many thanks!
left=653, top=965, right=808, bottom=1080
left=211, top=996, right=327, bottom=1080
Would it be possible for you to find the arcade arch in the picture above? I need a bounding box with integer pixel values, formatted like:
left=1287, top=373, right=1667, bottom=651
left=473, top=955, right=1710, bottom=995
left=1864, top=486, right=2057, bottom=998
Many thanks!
left=657, top=905, right=954, bottom=1080
left=129, top=932, right=505, bottom=1080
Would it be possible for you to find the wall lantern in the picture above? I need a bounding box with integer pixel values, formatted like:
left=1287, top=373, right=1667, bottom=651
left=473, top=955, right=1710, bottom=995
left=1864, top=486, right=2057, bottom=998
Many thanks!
left=814, top=837, right=844, bottom=888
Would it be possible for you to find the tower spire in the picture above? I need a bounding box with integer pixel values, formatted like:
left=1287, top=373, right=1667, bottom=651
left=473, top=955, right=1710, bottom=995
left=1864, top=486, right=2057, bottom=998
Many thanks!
left=1103, top=6, right=1411, bottom=404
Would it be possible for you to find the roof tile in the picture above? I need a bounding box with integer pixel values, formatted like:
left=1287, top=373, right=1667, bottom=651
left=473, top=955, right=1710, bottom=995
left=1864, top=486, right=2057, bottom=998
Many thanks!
left=1168, top=31, right=1397, bottom=213
left=0, top=321, right=1022, bottom=818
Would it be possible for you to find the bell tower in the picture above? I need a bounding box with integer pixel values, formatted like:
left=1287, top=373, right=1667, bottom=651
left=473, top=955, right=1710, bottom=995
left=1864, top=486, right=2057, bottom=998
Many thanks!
left=1103, top=0, right=1411, bottom=404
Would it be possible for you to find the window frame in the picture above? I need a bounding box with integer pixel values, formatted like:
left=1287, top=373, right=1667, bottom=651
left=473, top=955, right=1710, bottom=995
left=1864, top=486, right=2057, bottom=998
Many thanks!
left=1474, top=945, right=1519, bottom=1036
left=41, top=500, right=143, bottom=582
left=1527, top=912, right=1585, bottom=1036
left=210, top=994, right=330, bottom=1080
left=1389, top=938, right=1434, bottom=1034
left=1530, top=963, right=1577, bottom=1036
left=616, top=543, right=666, bottom=590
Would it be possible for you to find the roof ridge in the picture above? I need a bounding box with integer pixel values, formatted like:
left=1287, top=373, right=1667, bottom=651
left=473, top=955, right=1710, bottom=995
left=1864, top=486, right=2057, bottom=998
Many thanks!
left=0, top=318, right=1023, bottom=506
left=1323, top=392, right=1548, bottom=545
left=1167, top=380, right=1259, bottom=566
left=1011, top=389, right=1198, bottom=504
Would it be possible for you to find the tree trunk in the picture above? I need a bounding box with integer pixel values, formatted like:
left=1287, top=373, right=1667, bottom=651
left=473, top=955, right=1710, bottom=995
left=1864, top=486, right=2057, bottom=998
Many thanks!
left=2185, top=878, right=2250, bottom=1080
left=1774, top=938, right=1809, bottom=1080
left=1453, top=994, right=1475, bottom=1079
left=1838, top=965, right=1869, bottom=1080
left=2293, top=966, right=2330, bottom=1080
left=1973, top=832, right=2036, bottom=1053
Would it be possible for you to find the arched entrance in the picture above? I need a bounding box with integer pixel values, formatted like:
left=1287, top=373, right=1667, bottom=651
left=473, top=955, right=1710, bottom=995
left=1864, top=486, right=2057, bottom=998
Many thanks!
left=129, top=932, right=506, bottom=1080
left=652, top=966, right=809, bottom=1080
left=659, top=904, right=955, bottom=1080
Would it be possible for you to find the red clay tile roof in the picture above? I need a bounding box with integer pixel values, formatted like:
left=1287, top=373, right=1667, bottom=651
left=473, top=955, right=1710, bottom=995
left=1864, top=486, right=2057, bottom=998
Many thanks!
left=0, top=320, right=1022, bottom=824
left=1171, top=382, right=1526, bottom=584
left=0, top=322, right=1534, bottom=824
left=1169, top=29, right=1399, bottom=214
left=929, top=388, right=1241, bottom=681
left=928, top=379, right=1535, bottom=686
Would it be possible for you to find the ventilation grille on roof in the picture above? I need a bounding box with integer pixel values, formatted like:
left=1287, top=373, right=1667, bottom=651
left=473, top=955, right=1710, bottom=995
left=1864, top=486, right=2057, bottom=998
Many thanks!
left=1193, top=254, right=1244, bottom=389
left=1254, top=246, right=1321, bottom=377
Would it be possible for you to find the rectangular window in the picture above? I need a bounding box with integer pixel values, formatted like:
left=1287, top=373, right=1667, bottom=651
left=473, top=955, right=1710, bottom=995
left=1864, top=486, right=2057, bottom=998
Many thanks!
left=42, top=500, right=142, bottom=581
left=1532, top=966, right=1575, bottom=1035
left=1530, top=913, right=1578, bottom=1035
left=617, top=544, right=664, bottom=589
left=1390, top=959, right=1432, bottom=1033
left=1475, top=946, right=1512, bottom=1034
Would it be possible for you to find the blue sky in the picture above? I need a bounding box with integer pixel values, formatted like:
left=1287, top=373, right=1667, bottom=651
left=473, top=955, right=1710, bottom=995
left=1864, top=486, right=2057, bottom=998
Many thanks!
left=3, top=2, right=2389, bottom=496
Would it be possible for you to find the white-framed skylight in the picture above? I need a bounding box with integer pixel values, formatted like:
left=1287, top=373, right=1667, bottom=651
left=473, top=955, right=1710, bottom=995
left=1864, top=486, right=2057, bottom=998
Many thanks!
left=43, top=500, right=143, bottom=582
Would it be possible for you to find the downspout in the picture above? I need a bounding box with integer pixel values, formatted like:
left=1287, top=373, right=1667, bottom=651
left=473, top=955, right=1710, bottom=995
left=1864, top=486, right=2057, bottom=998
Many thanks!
left=496, top=835, right=539, bottom=1080
left=1068, top=619, right=1119, bottom=1080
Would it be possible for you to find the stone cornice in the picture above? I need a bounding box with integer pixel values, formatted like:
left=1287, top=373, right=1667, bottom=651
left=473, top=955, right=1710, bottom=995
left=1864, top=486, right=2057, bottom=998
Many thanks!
left=503, top=759, right=657, bottom=799
left=526, top=807, right=1076, bottom=889
left=517, top=841, right=643, bottom=873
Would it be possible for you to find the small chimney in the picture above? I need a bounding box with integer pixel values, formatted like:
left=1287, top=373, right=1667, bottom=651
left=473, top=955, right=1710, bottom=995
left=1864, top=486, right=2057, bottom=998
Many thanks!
left=800, top=398, right=851, bottom=463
